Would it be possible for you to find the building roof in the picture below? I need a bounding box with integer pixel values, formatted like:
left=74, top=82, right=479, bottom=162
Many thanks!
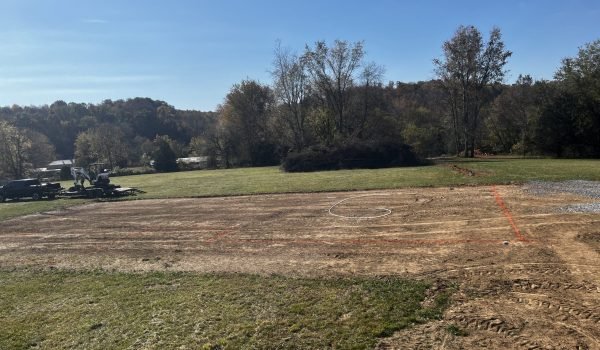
left=48, top=159, right=74, bottom=167
left=176, top=157, right=209, bottom=164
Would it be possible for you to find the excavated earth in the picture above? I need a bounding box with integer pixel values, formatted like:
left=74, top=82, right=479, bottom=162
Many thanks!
left=0, top=185, right=598, bottom=349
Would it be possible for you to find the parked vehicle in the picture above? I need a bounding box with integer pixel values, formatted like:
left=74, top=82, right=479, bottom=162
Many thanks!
left=0, top=178, right=62, bottom=202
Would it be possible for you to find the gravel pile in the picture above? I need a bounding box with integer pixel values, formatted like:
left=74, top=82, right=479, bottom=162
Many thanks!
left=524, top=180, right=600, bottom=213
left=524, top=180, right=600, bottom=198
left=560, top=203, right=600, bottom=213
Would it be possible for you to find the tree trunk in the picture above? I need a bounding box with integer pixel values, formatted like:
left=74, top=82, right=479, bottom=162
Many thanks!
left=469, top=138, right=475, bottom=158
left=451, top=97, right=461, bottom=155
left=463, top=128, right=469, bottom=158
left=462, top=86, right=470, bottom=157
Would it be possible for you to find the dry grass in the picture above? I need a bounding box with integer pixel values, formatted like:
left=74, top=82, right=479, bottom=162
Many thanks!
left=0, top=270, right=449, bottom=349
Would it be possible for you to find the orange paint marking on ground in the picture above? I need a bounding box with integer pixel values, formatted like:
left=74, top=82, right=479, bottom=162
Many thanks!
left=492, top=185, right=527, bottom=242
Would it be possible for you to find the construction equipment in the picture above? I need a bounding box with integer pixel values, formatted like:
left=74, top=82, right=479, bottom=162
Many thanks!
left=62, top=165, right=142, bottom=198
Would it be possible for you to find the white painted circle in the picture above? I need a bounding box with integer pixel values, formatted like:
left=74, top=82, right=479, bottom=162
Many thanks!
left=328, top=194, right=392, bottom=219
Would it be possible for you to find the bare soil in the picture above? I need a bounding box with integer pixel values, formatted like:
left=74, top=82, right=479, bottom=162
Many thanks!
left=1, top=185, right=598, bottom=349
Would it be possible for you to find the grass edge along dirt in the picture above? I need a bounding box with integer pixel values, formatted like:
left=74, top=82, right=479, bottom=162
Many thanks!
left=2, top=158, right=600, bottom=222
left=0, top=269, right=451, bottom=349
left=65, top=158, right=600, bottom=199
left=0, top=198, right=87, bottom=222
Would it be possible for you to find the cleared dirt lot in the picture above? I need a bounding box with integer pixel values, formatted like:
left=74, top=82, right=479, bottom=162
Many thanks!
left=1, top=185, right=599, bottom=349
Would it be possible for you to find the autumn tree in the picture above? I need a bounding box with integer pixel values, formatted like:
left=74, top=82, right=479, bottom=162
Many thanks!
left=74, top=124, right=129, bottom=168
left=26, top=130, right=56, bottom=168
left=434, top=25, right=512, bottom=157
left=203, top=119, right=234, bottom=168
left=0, top=121, right=32, bottom=179
left=188, top=136, right=217, bottom=168
left=192, top=111, right=236, bottom=168
left=487, top=75, right=540, bottom=154
left=303, top=40, right=365, bottom=141
left=218, top=80, right=277, bottom=166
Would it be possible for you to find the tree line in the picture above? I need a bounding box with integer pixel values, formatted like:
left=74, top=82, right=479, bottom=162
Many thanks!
left=1, top=25, right=599, bottom=179
left=0, top=98, right=216, bottom=178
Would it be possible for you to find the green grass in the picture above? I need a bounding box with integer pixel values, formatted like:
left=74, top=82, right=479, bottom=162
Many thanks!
left=0, top=270, right=448, bottom=349
left=108, top=158, right=600, bottom=198
left=112, top=164, right=462, bottom=198
left=2, top=158, right=599, bottom=222
left=0, top=199, right=86, bottom=222
left=450, top=158, right=600, bottom=183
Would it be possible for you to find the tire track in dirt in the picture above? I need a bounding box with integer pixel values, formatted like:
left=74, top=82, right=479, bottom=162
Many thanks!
left=378, top=186, right=599, bottom=349
left=510, top=294, right=600, bottom=324
left=1, top=186, right=599, bottom=349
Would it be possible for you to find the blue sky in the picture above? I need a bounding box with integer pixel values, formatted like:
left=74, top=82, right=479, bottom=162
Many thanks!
left=1, top=0, right=599, bottom=111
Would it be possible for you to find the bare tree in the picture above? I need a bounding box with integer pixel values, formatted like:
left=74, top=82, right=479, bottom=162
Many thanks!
left=357, top=61, right=385, bottom=137
left=434, top=26, right=511, bottom=157
left=435, top=76, right=462, bottom=154
left=303, top=40, right=365, bottom=138
left=196, top=112, right=234, bottom=168
left=271, top=42, right=310, bottom=150
left=0, top=121, right=31, bottom=179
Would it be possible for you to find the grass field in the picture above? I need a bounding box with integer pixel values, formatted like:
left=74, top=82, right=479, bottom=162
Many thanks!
left=100, top=158, right=600, bottom=199
left=113, top=158, right=599, bottom=197
left=0, top=270, right=449, bottom=349
left=449, top=157, right=600, bottom=182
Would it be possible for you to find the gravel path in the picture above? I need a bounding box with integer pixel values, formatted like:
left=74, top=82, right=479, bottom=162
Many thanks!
left=524, top=180, right=600, bottom=213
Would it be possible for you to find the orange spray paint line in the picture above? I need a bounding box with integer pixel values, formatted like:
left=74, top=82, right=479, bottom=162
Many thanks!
left=492, top=185, right=527, bottom=242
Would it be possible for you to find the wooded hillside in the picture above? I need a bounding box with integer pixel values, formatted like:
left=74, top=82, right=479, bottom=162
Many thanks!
left=1, top=26, right=598, bottom=179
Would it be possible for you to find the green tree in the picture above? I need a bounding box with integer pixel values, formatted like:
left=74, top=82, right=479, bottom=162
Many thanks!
left=400, top=107, right=446, bottom=157
left=550, top=39, right=600, bottom=156
left=434, top=26, right=512, bottom=157
left=555, top=39, right=600, bottom=96
left=536, top=93, right=579, bottom=156
left=151, top=135, right=178, bottom=172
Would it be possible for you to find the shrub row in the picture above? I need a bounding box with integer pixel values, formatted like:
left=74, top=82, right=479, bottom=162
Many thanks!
left=111, top=166, right=156, bottom=177
left=281, top=140, right=421, bottom=172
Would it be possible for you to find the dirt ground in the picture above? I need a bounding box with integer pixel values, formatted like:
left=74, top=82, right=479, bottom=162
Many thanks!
left=0, top=185, right=598, bottom=349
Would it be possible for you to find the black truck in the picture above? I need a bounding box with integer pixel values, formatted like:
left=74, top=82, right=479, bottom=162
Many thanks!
left=0, top=178, right=62, bottom=202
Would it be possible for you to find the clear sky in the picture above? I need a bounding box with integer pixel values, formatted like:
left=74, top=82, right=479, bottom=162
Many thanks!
left=1, top=0, right=599, bottom=111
